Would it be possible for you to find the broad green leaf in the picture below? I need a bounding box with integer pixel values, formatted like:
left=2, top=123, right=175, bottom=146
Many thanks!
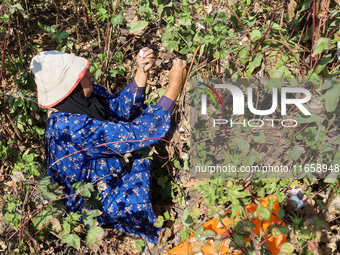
left=255, top=201, right=271, bottom=221
left=227, top=186, right=250, bottom=205
left=316, top=54, right=333, bottom=74
left=135, top=239, right=146, bottom=252
left=313, top=38, right=332, bottom=55
left=237, top=47, right=249, bottom=65
left=72, top=182, right=94, bottom=198
left=246, top=54, right=263, bottom=76
left=334, top=148, right=340, bottom=165
left=50, top=218, right=62, bottom=233
left=279, top=243, right=295, bottom=254
left=232, top=233, right=245, bottom=247
left=110, top=13, right=124, bottom=25
left=10, top=4, right=25, bottom=15
left=82, top=209, right=102, bottom=227
left=277, top=208, right=285, bottom=219
left=295, top=114, right=323, bottom=124
left=250, top=30, right=261, bottom=41
left=127, top=20, right=148, bottom=34
left=154, top=215, right=164, bottom=228
left=0, top=14, right=10, bottom=22
left=236, top=138, right=250, bottom=154
left=289, top=146, right=303, bottom=161
left=23, top=152, right=38, bottom=163
left=269, top=67, right=284, bottom=78
left=235, top=220, right=255, bottom=233
left=321, top=78, right=337, bottom=90
left=253, top=131, right=265, bottom=143
left=86, top=226, right=105, bottom=252
left=270, top=225, right=289, bottom=237
left=38, top=177, right=62, bottom=201
left=62, top=234, right=80, bottom=250
left=162, top=38, right=178, bottom=53
left=244, top=151, right=260, bottom=166
left=55, top=31, right=69, bottom=42
left=32, top=204, right=59, bottom=231
left=182, top=208, right=193, bottom=226
left=204, top=34, right=214, bottom=44
left=179, top=230, right=189, bottom=242
left=325, top=84, right=340, bottom=112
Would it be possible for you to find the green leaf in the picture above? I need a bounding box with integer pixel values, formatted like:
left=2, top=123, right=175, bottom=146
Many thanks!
left=235, top=220, right=256, bottom=233
left=127, top=20, right=148, bottom=34
left=204, top=34, right=215, bottom=44
left=50, top=218, right=62, bottom=232
left=244, top=151, right=260, bottom=166
left=62, top=234, right=80, bottom=250
left=55, top=31, right=69, bottom=42
left=227, top=186, right=250, bottom=205
left=279, top=243, right=295, bottom=253
left=110, top=13, right=124, bottom=25
left=179, top=230, right=189, bottom=242
left=255, top=201, right=271, bottom=221
left=313, top=38, right=332, bottom=55
left=23, top=152, right=37, bottom=163
left=269, top=67, right=284, bottom=78
left=316, top=54, right=333, bottom=74
left=237, top=47, right=249, bottom=65
left=33, top=126, right=45, bottom=135
left=253, top=131, right=265, bottom=143
left=82, top=209, right=102, bottom=227
left=250, top=30, right=261, bottom=41
left=236, top=138, right=250, bottom=154
left=32, top=204, right=59, bottom=231
left=325, top=84, right=340, bottom=112
left=0, top=14, right=10, bottom=23
left=86, top=226, right=105, bottom=252
left=72, top=182, right=94, bottom=198
left=270, top=225, right=289, bottom=237
left=182, top=208, right=193, bottom=226
left=38, top=177, right=63, bottom=201
left=10, top=3, right=25, bottom=15
left=154, top=215, right=164, bottom=228
left=135, top=239, right=146, bottom=252
left=321, top=78, right=336, bottom=90
left=295, top=114, right=323, bottom=124
left=277, top=208, right=285, bottom=219
left=163, top=38, right=178, bottom=53
left=289, top=146, right=303, bottom=161
left=246, top=54, right=263, bottom=76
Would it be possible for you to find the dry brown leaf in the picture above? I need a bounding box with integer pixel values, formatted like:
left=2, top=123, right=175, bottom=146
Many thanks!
left=123, top=153, right=132, bottom=163
left=148, top=146, right=159, bottom=156
left=5, top=180, right=17, bottom=192
left=181, top=178, right=200, bottom=188
left=10, top=171, right=26, bottom=183
left=191, top=240, right=206, bottom=254
left=287, top=0, right=297, bottom=22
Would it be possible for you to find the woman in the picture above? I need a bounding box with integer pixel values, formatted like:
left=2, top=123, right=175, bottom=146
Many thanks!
left=30, top=48, right=187, bottom=243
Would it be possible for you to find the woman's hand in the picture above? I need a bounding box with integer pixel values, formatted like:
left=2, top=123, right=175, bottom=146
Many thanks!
left=137, top=47, right=155, bottom=73
left=135, top=47, right=154, bottom=88
left=163, top=58, right=187, bottom=101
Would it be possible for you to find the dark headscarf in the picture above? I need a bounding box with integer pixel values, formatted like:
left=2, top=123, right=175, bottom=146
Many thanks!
left=54, top=84, right=109, bottom=121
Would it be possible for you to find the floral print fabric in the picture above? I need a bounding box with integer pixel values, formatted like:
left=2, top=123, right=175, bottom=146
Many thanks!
left=45, top=81, right=171, bottom=243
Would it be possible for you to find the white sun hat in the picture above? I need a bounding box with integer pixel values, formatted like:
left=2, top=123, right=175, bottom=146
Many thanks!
left=30, top=50, right=90, bottom=108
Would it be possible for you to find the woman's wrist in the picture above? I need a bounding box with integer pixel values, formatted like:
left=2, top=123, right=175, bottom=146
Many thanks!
left=134, top=68, right=148, bottom=87
left=163, top=87, right=181, bottom=101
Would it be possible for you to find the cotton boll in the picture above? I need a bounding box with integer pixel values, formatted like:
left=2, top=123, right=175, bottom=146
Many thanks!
left=139, top=50, right=146, bottom=67
left=289, top=188, right=305, bottom=210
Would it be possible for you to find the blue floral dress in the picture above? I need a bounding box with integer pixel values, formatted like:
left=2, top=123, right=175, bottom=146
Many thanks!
left=45, top=80, right=174, bottom=243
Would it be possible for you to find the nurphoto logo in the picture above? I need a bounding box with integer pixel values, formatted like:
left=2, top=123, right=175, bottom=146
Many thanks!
left=189, top=78, right=339, bottom=180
